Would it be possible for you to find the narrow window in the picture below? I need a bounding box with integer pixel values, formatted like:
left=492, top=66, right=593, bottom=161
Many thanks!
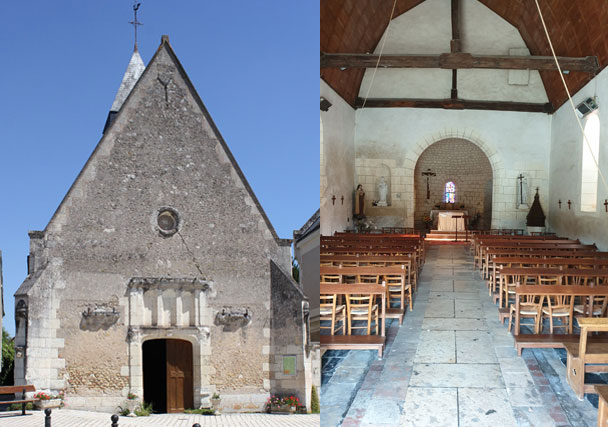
left=581, top=113, right=600, bottom=212
left=444, top=181, right=456, bottom=203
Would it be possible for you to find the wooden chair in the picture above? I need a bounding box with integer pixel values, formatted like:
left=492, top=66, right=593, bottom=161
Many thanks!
left=574, top=295, right=608, bottom=318
left=541, top=294, right=574, bottom=334
left=346, top=293, right=379, bottom=335
left=386, top=274, right=412, bottom=311
left=320, top=294, right=346, bottom=335
left=508, top=293, right=542, bottom=334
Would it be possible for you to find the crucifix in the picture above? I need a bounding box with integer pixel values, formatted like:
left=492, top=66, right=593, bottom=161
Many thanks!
left=604, top=199, right=608, bottom=212
left=558, top=200, right=562, bottom=209
left=421, top=169, right=436, bottom=200
left=331, top=195, right=336, bottom=205
left=129, top=2, right=143, bottom=51
left=568, top=200, right=572, bottom=210
left=517, top=174, right=525, bottom=206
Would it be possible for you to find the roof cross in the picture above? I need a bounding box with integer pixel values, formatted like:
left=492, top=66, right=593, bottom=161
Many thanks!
left=129, top=2, right=143, bottom=51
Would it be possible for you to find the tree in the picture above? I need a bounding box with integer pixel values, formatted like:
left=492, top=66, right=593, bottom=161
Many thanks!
left=0, top=328, right=14, bottom=386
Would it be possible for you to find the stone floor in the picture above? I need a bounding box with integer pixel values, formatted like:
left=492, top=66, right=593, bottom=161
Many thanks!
left=321, top=244, right=599, bottom=426
left=0, top=409, right=319, bottom=426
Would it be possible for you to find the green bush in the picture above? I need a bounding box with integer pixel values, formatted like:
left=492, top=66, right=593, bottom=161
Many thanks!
left=134, top=401, right=153, bottom=416
left=311, top=385, right=320, bottom=414
left=292, top=258, right=300, bottom=282
left=0, top=328, right=15, bottom=386
left=9, top=402, right=33, bottom=411
left=117, top=405, right=130, bottom=416
left=185, top=408, right=215, bottom=415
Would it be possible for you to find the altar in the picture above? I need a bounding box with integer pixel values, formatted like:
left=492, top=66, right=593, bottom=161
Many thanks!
left=430, top=210, right=468, bottom=232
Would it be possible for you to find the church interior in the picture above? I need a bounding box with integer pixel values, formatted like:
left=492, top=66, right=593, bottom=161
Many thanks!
left=320, top=0, right=608, bottom=425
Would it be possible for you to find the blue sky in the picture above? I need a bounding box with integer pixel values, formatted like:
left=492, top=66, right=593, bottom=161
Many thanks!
left=0, top=1, right=319, bottom=335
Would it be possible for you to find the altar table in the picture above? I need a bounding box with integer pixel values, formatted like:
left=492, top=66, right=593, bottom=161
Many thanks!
left=430, top=210, right=467, bottom=232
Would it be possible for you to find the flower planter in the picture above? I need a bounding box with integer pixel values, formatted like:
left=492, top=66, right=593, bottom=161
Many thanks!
left=35, top=399, right=61, bottom=410
left=270, top=404, right=296, bottom=414
left=125, top=400, right=138, bottom=417
left=210, top=398, right=221, bottom=415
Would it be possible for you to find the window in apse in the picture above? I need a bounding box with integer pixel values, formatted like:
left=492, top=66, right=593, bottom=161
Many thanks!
left=444, top=181, right=456, bottom=204
left=581, top=113, right=600, bottom=212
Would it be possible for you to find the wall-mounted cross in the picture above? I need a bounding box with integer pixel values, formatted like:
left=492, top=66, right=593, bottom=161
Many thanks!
left=558, top=200, right=561, bottom=209
left=421, top=169, right=436, bottom=200
left=568, top=200, right=572, bottom=210
left=129, top=2, right=143, bottom=51
left=604, top=199, right=608, bottom=212
left=332, top=195, right=336, bottom=205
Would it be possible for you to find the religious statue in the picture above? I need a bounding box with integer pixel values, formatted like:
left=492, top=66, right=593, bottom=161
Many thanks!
left=354, top=184, right=366, bottom=217
left=377, top=176, right=388, bottom=206
left=517, top=173, right=529, bottom=209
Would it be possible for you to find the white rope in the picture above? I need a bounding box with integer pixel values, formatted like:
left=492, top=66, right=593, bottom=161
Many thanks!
left=360, top=0, right=398, bottom=109
left=534, top=0, right=608, bottom=197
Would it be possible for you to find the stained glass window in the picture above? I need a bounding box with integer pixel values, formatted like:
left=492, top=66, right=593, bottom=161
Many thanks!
left=444, top=181, right=455, bottom=203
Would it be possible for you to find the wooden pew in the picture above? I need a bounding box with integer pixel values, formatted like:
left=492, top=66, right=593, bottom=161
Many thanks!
left=595, top=385, right=608, bottom=426
left=320, top=282, right=387, bottom=357
left=480, top=243, right=595, bottom=278
left=488, top=257, right=608, bottom=298
left=502, top=269, right=608, bottom=312
left=566, top=318, right=608, bottom=400
left=320, top=255, right=416, bottom=290
left=321, top=265, right=410, bottom=320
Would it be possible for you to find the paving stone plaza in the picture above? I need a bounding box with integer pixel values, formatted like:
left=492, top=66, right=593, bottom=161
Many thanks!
left=0, top=410, right=319, bottom=427
left=321, top=245, right=599, bottom=426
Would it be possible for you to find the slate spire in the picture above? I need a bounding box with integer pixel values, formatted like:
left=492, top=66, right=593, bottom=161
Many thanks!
left=103, top=49, right=146, bottom=133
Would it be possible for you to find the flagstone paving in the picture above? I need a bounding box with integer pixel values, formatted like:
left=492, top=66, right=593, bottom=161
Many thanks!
left=322, top=244, right=599, bottom=426
left=0, top=409, right=319, bottom=426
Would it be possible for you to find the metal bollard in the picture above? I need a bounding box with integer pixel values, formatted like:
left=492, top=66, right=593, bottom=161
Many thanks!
left=111, top=414, right=119, bottom=427
left=193, top=424, right=201, bottom=427
left=44, top=408, right=52, bottom=427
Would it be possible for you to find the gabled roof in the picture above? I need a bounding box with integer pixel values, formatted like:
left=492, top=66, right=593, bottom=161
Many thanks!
left=294, top=209, right=320, bottom=243
left=44, top=35, right=291, bottom=247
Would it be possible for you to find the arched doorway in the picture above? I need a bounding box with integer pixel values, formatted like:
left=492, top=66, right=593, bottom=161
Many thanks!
left=142, top=339, right=194, bottom=413
left=414, top=138, right=493, bottom=230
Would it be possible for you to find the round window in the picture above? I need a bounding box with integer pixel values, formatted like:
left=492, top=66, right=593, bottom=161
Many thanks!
left=157, top=208, right=179, bottom=235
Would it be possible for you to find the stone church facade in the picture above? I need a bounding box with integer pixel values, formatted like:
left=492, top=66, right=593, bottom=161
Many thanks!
left=14, top=36, right=313, bottom=413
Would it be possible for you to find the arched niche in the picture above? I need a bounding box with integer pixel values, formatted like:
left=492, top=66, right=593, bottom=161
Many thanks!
left=413, top=138, right=493, bottom=230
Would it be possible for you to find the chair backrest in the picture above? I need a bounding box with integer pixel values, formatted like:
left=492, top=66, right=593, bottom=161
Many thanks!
left=320, top=294, right=337, bottom=309
left=358, top=274, right=381, bottom=284
left=346, top=294, right=373, bottom=313
left=539, top=275, right=561, bottom=286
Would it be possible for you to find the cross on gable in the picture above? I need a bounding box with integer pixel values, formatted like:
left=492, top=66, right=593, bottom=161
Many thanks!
left=129, top=2, right=143, bottom=51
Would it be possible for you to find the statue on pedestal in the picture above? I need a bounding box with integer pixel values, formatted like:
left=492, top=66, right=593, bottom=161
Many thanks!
left=354, top=184, right=365, bottom=217
left=377, top=176, right=388, bottom=206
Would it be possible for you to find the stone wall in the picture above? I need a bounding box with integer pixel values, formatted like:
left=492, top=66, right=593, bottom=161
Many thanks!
left=269, top=261, right=312, bottom=411
left=414, top=139, right=492, bottom=229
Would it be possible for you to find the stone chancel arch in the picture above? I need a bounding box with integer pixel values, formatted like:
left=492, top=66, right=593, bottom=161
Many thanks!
left=413, top=138, right=493, bottom=230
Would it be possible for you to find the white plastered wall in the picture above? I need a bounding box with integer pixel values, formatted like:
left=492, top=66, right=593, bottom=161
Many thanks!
left=548, top=67, right=608, bottom=250
left=320, top=80, right=356, bottom=235
left=355, top=108, right=552, bottom=229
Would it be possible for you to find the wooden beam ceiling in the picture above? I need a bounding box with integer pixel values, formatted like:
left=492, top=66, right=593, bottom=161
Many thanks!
left=354, top=97, right=553, bottom=113
left=321, top=52, right=600, bottom=73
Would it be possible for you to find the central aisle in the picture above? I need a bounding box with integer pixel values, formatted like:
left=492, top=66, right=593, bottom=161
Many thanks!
left=338, top=244, right=597, bottom=427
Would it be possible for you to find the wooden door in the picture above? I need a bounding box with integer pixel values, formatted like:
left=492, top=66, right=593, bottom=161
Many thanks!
left=166, top=340, right=193, bottom=413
